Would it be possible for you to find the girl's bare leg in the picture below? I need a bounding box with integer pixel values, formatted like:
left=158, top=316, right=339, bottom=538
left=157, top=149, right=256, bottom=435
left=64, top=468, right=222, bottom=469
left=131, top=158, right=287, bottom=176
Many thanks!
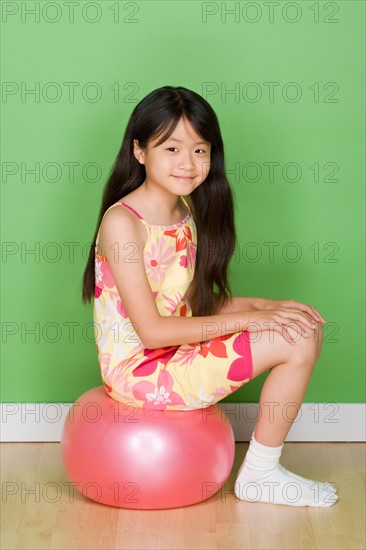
left=248, top=323, right=323, bottom=446
left=234, top=324, right=338, bottom=506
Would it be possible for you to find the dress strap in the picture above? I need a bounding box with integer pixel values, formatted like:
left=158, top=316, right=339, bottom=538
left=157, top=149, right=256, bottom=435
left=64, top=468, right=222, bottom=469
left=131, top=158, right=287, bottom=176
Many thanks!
left=120, top=202, right=144, bottom=220
left=95, top=201, right=124, bottom=249
left=96, top=197, right=192, bottom=250
left=96, top=200, right=144, bottom=249
left=96, top=201, right=145, bottom=251
left=121, top=198, right=191, bottom=219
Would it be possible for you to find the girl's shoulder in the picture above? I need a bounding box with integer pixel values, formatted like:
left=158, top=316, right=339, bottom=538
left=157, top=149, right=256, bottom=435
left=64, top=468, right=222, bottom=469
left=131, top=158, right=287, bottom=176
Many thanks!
left=119, top=194, right=193, bottom=226
left=96, top=200, right=148, bottom=256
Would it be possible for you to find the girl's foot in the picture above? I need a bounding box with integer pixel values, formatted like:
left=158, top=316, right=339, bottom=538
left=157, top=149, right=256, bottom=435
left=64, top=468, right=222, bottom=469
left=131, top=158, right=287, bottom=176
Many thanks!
left=234, top=432, right=339, bottom=507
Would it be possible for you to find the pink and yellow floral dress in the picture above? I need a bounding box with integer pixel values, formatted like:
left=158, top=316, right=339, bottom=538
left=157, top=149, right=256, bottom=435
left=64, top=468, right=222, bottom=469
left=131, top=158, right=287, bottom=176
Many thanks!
left=94, top=196, right=253, bottom=410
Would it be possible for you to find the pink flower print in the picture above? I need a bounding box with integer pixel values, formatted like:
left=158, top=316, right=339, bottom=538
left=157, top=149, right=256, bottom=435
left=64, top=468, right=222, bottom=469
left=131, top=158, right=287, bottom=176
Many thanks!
left=103, top=359, right=133, bottom=394
left=111, top=364, right=134, bottom=397
left=96, top=259, right=116, bottom=289
left=167, top=344, right=201, bottom=368
left=162, top=291, right=183, bottom=314
left=179, top=255, right=187, bottom=268
left=145, top=236, right=175, bottom=285
left=227, top=332, right=252, bottom=382
left=95, top=259, right=103, bottom=297
left=132, top=345, right=179, bottom=377
left=180, top=296, right=192, bottom=316
left=99, top=352, right=111, bottom=373
left=118, top=352, right=147, bottom=374
left=104, top=381, right=113, bottom=393
left=232, top=331, right=251, bottom=354
left=181, top=387, right=215, bottom=410
left=198, top=334, right=231, bottom=359
left=131, top=370, right=186, bottom=410
left=187, top=240, right=196, bottom=270
left=95, top=258, right=103, bottom=284
left=213, top=386, right=228, bottom=397
left=164, top=225, right=192, bottom=252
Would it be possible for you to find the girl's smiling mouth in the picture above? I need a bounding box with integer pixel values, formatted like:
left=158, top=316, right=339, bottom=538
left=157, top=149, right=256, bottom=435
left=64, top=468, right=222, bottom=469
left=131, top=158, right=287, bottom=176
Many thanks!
left=173, top=175, right=195, bottom=181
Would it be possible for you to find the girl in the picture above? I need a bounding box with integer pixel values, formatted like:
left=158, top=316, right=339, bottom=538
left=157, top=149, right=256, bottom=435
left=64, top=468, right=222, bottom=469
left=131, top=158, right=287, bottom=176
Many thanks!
left=82, top=85, right=338, bottom=508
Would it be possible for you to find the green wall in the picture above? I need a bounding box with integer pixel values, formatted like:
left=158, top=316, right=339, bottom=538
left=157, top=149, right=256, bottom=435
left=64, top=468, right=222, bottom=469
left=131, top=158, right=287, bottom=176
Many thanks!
left=1, top=1, right=364, bottom=403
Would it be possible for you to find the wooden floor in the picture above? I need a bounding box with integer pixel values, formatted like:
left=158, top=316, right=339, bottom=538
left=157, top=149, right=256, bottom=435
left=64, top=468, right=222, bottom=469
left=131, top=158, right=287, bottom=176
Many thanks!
left=1, top=442, right=365, bottom=550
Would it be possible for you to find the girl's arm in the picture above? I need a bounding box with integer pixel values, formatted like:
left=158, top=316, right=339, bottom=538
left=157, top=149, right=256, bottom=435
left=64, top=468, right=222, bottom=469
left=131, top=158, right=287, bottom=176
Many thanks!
left=215, top=295, right=265, bottom=314
left=99, top=208, right=260, bottom=349
left=184, top=280, right=265, bottom=314
left=150, top=309, right=257, bottom=348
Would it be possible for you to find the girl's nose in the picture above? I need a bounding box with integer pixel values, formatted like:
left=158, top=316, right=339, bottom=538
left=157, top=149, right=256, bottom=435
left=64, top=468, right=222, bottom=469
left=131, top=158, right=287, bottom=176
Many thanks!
left=177, top=153, right=195, bottom=169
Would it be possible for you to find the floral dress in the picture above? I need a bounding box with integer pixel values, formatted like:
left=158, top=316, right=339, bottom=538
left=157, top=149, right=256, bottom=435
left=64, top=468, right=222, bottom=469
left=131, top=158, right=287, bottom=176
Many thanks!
left=94, top=196, right=253, bottom=410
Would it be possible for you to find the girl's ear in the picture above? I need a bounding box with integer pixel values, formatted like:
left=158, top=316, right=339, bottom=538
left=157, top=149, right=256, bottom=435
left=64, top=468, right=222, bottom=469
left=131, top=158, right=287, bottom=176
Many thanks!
left=133, top=139, right=145, bottom=165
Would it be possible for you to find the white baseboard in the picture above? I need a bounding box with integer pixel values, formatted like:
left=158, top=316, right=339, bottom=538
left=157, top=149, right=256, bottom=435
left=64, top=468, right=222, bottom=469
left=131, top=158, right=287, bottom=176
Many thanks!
left=0, top=402, right=365, bottom=442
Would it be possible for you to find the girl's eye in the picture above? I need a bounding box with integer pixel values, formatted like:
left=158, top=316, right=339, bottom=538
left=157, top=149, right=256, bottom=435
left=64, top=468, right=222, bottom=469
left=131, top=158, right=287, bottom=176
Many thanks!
left=166, top=148, right=206, bottom=153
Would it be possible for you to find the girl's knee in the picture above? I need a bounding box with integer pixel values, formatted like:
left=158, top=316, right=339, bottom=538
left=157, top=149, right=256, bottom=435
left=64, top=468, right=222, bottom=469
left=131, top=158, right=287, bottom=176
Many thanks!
left=309, top=322, right=324, bottom=361
left=314, top=323, right=324, bottom=357
left=292, top=323, right=323, bottom=366
left=248, top=326, right=322, bottom=380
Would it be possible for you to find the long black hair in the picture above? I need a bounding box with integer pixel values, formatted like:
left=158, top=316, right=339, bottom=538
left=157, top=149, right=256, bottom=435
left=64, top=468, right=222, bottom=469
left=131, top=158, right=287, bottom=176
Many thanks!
left=82, top=85, right=237, bottom=317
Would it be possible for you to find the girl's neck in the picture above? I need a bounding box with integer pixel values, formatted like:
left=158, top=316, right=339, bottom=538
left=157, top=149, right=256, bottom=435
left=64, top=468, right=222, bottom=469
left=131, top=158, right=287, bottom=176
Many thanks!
left=136, top=180, right=185, bottom=218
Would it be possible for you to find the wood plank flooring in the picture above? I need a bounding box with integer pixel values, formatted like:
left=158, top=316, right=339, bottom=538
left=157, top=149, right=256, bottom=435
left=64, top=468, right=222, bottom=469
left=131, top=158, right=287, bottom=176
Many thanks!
left=1, top=442, right=365, bottom=549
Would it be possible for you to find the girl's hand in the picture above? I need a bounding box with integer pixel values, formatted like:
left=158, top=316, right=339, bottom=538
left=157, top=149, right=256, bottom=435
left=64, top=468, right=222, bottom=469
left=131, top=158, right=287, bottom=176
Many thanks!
left=259, top=298, right=326, bottom=325
left=242, top=308, right=319, bottom=343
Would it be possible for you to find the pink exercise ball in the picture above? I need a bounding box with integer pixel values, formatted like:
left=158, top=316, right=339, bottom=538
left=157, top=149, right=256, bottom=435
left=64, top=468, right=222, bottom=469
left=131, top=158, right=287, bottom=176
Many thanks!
left=61, top=386, right=235, bottom=509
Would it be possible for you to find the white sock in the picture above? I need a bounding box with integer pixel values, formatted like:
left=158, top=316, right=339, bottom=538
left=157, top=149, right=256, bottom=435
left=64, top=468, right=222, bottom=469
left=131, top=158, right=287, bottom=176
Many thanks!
left=234, top=431, right=339, bottom=507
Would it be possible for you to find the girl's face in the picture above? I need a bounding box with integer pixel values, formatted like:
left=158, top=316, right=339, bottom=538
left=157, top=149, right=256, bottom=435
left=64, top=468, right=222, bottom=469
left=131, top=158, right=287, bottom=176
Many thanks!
left=133, top=117, right=211, bottom=196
